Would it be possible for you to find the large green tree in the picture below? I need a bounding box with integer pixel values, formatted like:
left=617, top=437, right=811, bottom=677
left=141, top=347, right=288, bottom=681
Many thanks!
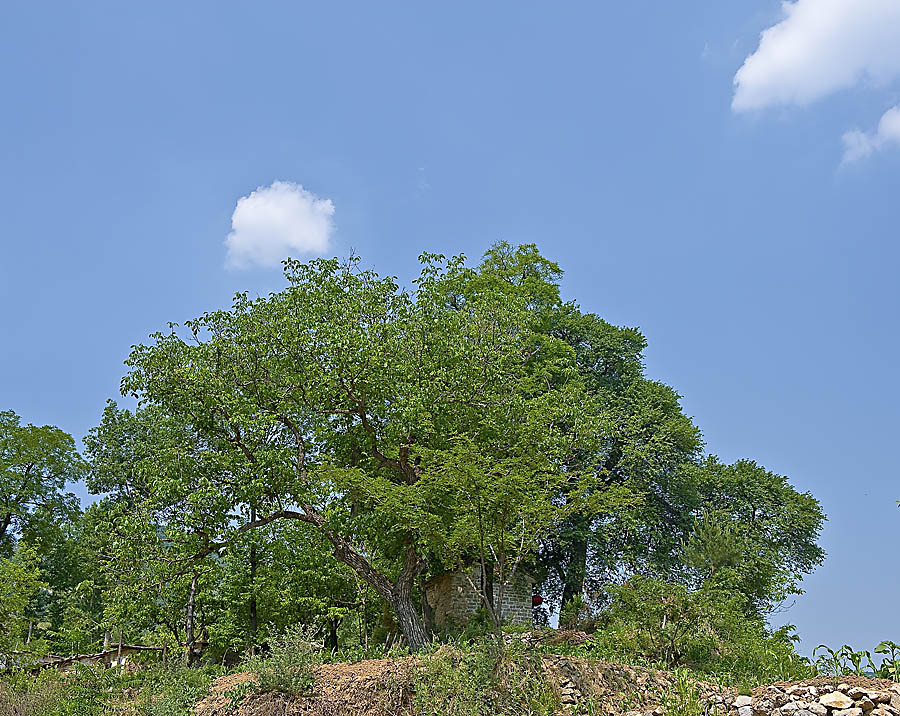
left=469, top=244, right=701, bottom=608
left=471, top=243, right=824, bottom=616
left=116, top=253, right=599, bottom=650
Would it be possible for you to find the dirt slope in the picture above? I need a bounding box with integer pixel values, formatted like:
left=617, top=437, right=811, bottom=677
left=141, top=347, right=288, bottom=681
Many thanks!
left=192, top=654, right=731, bottom=716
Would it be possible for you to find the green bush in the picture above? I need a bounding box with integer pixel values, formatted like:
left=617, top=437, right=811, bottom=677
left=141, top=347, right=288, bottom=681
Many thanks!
left=0, top=661, right=221, bottom=716
left=558, top=594, right=597, bottom=633
left=245, top=624, right=320, bottom=697
left=581, top=577, right=811, bottom=687
left=411, top=640, right=558, bottom=716
left=133, top=664, right=223, bottom=716
left=0, top=670, right=72, bottom=716
left=0, top=664, right=125, bottom=716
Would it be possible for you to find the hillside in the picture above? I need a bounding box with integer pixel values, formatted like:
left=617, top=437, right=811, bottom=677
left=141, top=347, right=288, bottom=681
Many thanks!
left=192, top=653, right=900, bottom=716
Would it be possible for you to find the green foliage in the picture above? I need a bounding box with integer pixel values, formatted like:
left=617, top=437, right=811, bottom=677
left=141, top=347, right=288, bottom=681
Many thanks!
left=873, top=641, right=900, bottom=681
left=0, top=544, right=46, bottom=656
left=244, top=624, right=321, bottom=696
left=0, top=670, right=74, bottom=716
left=658, top=669, right=706, bottom=716
left=584, top=577, right=811, bottom=686
left=0, top=410, right=82, bottom=555
left=410, top=641, right=558, bottom=716
left=813, top=644, right=865, bottom=676
left=813, top=641, right=900, bottom=679
left=132, top=664, right=223, bottom=716
left=0, top=241, right=831, bottom=716
left=0, top=663, right=221, bottom=716
left=112, top=250, right=604, bottom=649
left=557, top=594, right=596, bottom=632
left=678, top=458, right=826, bottom=616
left=488, top=242, right=826, bottom=626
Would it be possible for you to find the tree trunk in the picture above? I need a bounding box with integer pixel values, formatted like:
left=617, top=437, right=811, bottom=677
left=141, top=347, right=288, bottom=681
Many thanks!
left=561, top=517, right=589, bottom=610
left=483, top=560, right=495, bottom=612
left=238, top=507, right=432, bottom=651
left=0, top=512, right=13, bottom=539
left=185, top=571, right=198, bottom=666
left=419, top=575, right=435, bottom=636
left=249, top=506, right=258, bottom=655
left=325, top=617, right=339, bottom=651
left=391, top=589, right=428, bottom=651
left=315, top=517, right=429, bottom=650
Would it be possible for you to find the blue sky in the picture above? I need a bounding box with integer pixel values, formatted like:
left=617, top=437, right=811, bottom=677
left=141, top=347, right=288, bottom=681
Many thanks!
left=2, top=1, right=899, bottom=654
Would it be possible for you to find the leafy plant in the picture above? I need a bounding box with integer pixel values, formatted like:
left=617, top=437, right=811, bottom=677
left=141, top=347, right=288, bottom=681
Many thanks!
left=659, top=669, right=706, bottom=716
left=133, top=664, right=223, bottom=716
left=813, top=644, right=873, bottom=677
left=873, top=641, right=900, bottom=681
left=409, top=640, right=557, bottom=716
left=845, top=647, right=873, bottom=676
left=245, top=624, right=320, bottom=697
left=558, top=594, right=596, bottom=632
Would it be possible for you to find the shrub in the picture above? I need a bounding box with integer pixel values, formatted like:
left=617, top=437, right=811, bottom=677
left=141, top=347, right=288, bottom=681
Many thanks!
left=583, top=577, right=811, bottom=687
left=410, top=640, right=557, bottom=716
left=0, top=660, right=222, bottom=716
left=558, top=594, right=597, bottom=633
left=245, top=624, right=320, bottom=697
left=133, top=664, right=223, bottom=716
left=0, top=670, right=71, bottom=716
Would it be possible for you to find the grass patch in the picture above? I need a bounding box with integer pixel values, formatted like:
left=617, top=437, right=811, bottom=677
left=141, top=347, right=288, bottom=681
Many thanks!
left=408, top=641, right=558, bottom=716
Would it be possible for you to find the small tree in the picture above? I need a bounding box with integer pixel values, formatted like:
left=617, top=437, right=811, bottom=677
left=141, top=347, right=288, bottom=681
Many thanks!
left=0, top=545, right=46, bottom=659
left=0, top=410, right=82, bottom=554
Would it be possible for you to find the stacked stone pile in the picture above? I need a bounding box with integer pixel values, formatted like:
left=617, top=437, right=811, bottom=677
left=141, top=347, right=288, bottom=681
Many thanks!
left=541, top=653, right=900, bottom=716
left=727, top=682, right=900, bottom=716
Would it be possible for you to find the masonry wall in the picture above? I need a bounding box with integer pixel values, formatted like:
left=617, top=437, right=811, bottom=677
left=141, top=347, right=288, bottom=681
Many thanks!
left=426, top=567, right=533, bottom=630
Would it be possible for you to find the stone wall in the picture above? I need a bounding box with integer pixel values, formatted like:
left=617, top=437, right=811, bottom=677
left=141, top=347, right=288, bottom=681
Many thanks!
left=425, top=567, right=533, bottom=630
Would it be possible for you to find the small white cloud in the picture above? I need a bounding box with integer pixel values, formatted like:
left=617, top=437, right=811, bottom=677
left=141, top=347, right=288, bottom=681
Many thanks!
left=225, top=181, right=335, bottom=269
left=733, top=0, right=900, bottom=112
left=842, top=106, right=900, bottom=163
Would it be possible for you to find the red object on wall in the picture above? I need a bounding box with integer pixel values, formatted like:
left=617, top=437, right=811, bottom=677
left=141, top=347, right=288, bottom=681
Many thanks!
left=532, top=594, right=543, bottom=607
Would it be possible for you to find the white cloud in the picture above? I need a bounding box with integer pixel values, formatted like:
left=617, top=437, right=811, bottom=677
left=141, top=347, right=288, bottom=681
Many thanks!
left=841, top=106, right=900, bottom=163
left=225, top=181, right=335, bottom=269
left=732, top=0, right=900, bottom=112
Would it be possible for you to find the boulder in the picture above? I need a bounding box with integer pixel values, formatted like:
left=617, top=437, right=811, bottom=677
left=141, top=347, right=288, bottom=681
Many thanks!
left=820, top=693, right=855, bottom=710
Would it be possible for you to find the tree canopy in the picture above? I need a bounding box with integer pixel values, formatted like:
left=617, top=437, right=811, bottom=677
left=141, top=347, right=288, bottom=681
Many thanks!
left=0, top=242, right=827, bottom=660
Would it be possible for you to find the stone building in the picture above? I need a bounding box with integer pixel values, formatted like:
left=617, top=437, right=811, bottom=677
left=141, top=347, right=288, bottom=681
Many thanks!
left=424, top=565, right=534, bottom=631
